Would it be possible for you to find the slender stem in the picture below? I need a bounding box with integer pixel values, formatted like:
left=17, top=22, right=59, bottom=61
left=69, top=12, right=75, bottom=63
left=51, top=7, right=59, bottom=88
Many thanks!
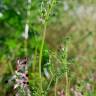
left=55, top=78, right=58, bottom=96
left=64, top=45, right=69, bottom=96
left=39, top=22, right=47, bottom=95
left=46, top=0, right=56, bottom=20
left=38, top=0, right=56, bottom=95
left=65, top=70, right=69, bottom=96
left=8, top=45, right=20, bottom=74
left=24, top=39, right=28, bottom=56
left=32, top=47, right=37, bottom=72
left=8, top=61, right=14, bottom=74
left=46, top=76, right=54, bottom=91
left=24, top=0, right=31, bottom=56
left=60, top=42, right=69, bottom=96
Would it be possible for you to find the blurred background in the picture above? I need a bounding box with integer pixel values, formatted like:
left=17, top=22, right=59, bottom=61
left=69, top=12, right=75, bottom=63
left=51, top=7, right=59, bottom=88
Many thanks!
left=0, top=0, right=96, bottom=95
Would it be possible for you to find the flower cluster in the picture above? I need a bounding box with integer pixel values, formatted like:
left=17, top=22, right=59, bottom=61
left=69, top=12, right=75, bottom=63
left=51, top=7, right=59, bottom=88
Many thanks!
left=57, top=90, right=65, bottom=96
left=13, top=57, right=31, bottom=96
left=71, top=87, right=83, bottom=96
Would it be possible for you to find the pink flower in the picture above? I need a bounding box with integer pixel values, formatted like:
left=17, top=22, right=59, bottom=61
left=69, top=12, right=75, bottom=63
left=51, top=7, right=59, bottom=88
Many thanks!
left=13, top=57, right=31, bottom=96
left=86, top=83, right=92, bottom=91
left=57, top=90, right=65, bottom=96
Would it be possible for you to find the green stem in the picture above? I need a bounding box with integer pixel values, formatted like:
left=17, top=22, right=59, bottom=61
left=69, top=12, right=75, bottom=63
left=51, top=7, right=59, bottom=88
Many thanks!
left=39, top=22, right=47, bottom=95
left=24, top=39, right=28, bottom=56
left=8, top=61, right=14, bottom=74
left=24, top=0, right=31, bottom=56
left=38, top=0, right=56, bottom=95
left=64, top=45, right=69, bottom=96
left=65, top=71, right=69, bottom=96
left=32, top=46, right=37, bottom=72
left=46, top=76, right=54, bottom=92
left=55, top=78, right=58, bottom=96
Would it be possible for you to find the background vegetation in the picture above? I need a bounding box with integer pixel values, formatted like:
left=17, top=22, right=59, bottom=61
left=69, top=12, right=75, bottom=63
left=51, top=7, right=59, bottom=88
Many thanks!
left=0, top=0, right=96, bottom=96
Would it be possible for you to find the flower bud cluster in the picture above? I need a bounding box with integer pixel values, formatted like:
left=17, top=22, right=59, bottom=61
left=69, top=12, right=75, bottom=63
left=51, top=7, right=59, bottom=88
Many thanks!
left=13, top=57, right=31, bottom=96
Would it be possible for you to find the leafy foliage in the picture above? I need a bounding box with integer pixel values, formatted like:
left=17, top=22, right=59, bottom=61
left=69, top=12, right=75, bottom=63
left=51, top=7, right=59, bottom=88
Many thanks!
left=0, top=0, right=96, bottom=96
